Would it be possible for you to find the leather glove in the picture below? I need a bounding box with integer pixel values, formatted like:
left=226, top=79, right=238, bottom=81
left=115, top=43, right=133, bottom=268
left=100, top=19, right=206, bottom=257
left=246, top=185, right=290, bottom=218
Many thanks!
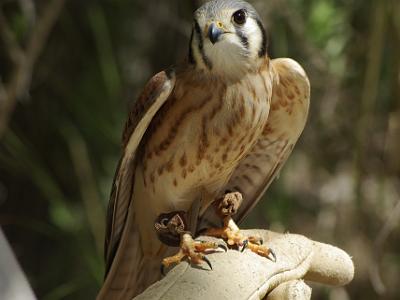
left=134, top=230, right=354, bottom=300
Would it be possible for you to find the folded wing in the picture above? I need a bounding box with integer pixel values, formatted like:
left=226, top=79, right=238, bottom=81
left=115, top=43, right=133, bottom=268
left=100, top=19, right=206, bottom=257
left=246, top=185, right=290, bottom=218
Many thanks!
left=199, top=58, right=310, bottom=228
left=98, top=69, right=175, bottom=300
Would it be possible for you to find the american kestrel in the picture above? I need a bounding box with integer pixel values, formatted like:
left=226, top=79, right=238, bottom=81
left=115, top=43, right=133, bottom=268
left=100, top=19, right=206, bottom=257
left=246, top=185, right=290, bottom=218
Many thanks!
left=97, top=0, right=310, bottom=299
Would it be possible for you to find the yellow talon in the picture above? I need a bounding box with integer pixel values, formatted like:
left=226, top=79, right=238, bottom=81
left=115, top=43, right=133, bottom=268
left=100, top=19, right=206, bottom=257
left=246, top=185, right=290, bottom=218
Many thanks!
left=160, top=233, right=219, bottom=275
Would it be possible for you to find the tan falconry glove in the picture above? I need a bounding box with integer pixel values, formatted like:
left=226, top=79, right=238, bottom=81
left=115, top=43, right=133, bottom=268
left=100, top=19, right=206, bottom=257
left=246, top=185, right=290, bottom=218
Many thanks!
left=134, top=230, right=354, bottom=300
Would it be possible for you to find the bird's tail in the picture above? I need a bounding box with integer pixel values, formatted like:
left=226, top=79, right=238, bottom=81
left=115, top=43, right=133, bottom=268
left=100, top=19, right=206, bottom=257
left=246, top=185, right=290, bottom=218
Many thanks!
left=96, top=211, right=162, bottom=300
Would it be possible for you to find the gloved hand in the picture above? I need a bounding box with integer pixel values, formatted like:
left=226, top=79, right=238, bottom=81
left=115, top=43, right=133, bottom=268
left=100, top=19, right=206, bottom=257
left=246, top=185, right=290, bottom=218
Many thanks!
left=134, top=230, right=354, bottom=300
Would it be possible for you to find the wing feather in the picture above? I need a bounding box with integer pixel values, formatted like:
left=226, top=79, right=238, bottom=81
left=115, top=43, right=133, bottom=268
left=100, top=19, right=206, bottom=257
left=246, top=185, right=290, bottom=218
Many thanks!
left=233, top=58, right=310, bottom=223
left=104, top=69, right=175, bottom=272
left=199, top=58, right=310, bottom=228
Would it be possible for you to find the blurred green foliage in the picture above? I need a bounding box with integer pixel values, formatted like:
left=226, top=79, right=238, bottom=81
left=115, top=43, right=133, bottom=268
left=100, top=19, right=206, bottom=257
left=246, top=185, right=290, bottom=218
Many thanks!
left=0, top=0, right=399, bottom=299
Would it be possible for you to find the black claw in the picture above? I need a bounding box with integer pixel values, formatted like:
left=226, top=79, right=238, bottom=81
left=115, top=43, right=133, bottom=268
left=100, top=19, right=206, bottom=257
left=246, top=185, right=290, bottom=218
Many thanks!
left=218, top=243, right=228, bottom=252
left=203, top=256, right=213, bottom=270
left=259, top=238, right=264, bottom=245
left=268, top=248, right=277, bottom=262
left=241, top=240, right=249, bottom=252
left=160, top=264, right=166, bottom=276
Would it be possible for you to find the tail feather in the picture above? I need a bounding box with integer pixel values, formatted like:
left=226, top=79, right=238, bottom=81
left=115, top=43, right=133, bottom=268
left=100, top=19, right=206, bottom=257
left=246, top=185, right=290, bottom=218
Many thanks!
left=97, top=210, right=162, bottom=300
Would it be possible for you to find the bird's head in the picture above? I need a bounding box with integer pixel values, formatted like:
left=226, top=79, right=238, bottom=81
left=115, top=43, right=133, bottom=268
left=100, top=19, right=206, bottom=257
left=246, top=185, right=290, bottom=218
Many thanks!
left=189, top=0, right=267, bottom=79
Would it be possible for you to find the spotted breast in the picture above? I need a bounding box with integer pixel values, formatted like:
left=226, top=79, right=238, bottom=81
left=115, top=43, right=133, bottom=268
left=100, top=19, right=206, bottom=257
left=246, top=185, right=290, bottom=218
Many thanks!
left=130, top=61, right=273, bottom=254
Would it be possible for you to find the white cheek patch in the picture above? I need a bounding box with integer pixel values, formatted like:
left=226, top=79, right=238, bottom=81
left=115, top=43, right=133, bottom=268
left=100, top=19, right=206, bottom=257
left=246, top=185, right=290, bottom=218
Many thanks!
left=243, top=18, right=263, bottom=59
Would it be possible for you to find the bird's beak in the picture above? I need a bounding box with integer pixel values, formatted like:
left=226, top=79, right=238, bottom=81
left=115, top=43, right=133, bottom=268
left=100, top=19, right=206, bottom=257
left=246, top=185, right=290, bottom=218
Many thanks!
left=208, top=22, right=224, bottom=44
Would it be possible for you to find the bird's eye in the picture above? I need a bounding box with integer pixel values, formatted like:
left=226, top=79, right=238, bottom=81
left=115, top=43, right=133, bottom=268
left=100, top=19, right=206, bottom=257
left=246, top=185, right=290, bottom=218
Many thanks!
left=232, top=9, right=247, bottom=25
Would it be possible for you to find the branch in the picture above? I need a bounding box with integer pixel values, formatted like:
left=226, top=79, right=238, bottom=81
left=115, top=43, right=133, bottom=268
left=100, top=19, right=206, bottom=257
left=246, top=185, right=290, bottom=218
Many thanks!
left=18, top=0, right=37, bottom=30
left=134, top=230, right=354, bottom=300
left=0, top=10, right=25, bottom=65
left=354, top=1, right=387, bottom=206
left=0, top=0, right=66, bottom=139
left=64, top=125, right=106, bottom=256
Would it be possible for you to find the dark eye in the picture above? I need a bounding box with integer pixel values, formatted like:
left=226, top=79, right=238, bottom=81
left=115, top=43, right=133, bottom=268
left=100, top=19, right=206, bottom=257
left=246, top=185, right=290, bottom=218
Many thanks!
left=232, top=9, right=247, bottom=25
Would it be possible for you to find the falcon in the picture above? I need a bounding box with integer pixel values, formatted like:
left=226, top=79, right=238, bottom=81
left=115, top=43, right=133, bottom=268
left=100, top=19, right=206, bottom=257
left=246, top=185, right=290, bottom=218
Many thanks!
left=97, top=0, right=310, bottom=299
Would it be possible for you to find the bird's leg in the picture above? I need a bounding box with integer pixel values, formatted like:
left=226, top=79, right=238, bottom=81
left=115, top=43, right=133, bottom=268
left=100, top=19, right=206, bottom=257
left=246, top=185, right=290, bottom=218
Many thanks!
left=155, top=211, right=226, bottom=274
left=205, top=192, right=276, bottom=262
left=161, top=233, right=217, bottom=273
